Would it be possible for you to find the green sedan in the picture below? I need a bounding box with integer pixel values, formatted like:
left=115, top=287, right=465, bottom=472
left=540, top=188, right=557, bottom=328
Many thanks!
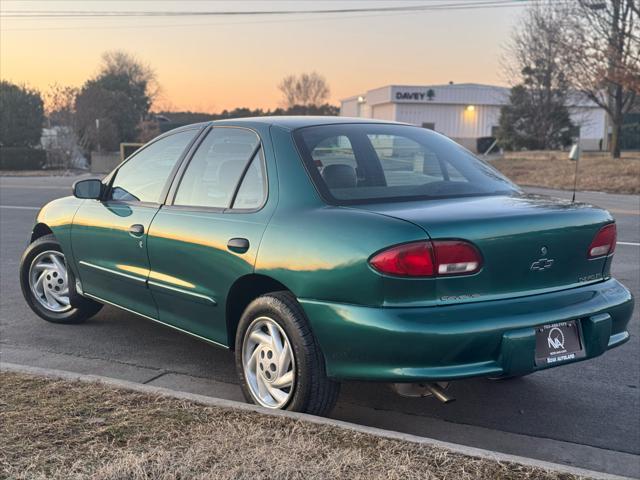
left=20, top=117, right=634, bottom=415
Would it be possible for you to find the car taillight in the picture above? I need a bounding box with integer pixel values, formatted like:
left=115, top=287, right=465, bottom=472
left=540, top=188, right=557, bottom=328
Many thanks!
left=369, top=241, right=435, bottom=277
left=588, top=223, right=617, bottom=258
left=369, top=240, right=482, bottom=277
left=433, top=240, right=482, bottom=275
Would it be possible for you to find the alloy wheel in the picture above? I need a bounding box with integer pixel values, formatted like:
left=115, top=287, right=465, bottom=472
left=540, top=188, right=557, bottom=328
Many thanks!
left=28, top=250, right=71, bottom=313
left=242, top=316, right=296, bottom=409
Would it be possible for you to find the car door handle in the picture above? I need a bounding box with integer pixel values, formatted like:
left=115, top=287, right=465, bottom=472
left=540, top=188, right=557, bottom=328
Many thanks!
left=227, top=238, right=250, bottom=254
left=128, top=224, right=145, bottom=238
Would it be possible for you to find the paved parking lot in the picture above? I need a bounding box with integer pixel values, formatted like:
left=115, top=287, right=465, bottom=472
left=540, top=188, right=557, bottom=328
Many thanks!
left=1, top=175, right=638, bottom=477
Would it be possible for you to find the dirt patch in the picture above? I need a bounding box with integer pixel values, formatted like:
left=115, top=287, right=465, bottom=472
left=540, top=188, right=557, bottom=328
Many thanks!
left=0, top=372, right=587, bottom=480
left=489, top=151, right=640, bottom=195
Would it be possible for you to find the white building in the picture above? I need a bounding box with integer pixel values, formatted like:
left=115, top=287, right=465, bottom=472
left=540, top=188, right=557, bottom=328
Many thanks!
left=341, top=83, right=608, bottom=152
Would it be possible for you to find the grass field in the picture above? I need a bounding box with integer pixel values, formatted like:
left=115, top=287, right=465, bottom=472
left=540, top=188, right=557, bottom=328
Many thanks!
left=0, top=372, right=586, bottom=480
left=490, top=151, right=640, bottom=195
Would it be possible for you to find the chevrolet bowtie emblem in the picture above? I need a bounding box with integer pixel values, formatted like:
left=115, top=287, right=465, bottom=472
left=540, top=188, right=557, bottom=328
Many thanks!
left=530, top=258, right=554, bottom=271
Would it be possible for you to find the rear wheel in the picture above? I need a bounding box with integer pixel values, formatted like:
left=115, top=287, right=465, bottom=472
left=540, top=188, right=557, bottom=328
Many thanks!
left=235, top=291, right=339, bottom=416
left=20, top=234, right=102, bottom=324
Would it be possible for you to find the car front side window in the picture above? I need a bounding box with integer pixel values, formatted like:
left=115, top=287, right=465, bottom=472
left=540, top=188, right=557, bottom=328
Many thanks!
left=173, top=127, right=262, bottom=210
left=108, top=129, right=197, bottom=203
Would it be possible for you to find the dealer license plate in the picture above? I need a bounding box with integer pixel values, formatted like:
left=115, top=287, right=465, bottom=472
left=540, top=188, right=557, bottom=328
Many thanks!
left=534, top=320, right=585, bottom=367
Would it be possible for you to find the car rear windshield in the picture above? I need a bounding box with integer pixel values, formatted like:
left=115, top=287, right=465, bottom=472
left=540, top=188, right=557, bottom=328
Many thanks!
left=293, top=123, right=519, bottom=204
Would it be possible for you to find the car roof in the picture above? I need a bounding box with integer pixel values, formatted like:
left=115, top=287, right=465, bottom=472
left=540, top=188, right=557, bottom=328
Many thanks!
left=207, top=116, right=407, bottom=131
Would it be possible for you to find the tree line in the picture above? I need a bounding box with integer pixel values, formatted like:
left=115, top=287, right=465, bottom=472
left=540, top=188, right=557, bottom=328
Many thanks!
left=0, top=52, right=335, bottom=158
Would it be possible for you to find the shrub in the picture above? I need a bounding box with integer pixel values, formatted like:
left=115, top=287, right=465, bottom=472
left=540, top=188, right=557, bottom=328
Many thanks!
left=0, top=147, right=46, bottom=170
left=0, top=81, right=45, bottom=147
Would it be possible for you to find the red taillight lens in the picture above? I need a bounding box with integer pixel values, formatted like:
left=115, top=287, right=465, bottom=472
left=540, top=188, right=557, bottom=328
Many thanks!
left=369, top=240, right=482, bottom=277
left=369, top=241, right=435, bottom=277
left=588, top=224, right=617, bottom=258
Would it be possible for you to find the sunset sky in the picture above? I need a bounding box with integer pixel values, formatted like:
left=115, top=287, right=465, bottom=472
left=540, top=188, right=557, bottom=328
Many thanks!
left=1, top=1, right=529, bottom=113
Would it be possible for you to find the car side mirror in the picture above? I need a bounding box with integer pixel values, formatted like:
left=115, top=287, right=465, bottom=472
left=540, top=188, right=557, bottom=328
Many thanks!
left=73, top=178, right=103, bottom=199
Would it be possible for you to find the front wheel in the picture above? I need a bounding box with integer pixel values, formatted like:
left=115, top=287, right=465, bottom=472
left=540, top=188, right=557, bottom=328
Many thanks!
left=235, top=291, right=340, bottom=416
left=20, top=234, right=102, bottom=324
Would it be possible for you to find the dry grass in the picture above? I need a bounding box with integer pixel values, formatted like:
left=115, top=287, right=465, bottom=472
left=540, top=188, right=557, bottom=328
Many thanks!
left=489, top=151, right=640, bottom=194
left=0, top=372, right=588, bottom=480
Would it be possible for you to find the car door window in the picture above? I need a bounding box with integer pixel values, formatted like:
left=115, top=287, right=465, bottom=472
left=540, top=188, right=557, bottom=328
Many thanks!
left=108, top=129, right=197, bottom=203
left=174, top=128, right=261, bottom=209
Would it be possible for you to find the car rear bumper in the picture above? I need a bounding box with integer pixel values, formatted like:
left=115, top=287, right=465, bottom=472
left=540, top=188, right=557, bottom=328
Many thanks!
left=300, top=278, right=633, bottom=382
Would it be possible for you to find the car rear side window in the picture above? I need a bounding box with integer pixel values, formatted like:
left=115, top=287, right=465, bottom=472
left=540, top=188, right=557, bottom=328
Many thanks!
left=108, top=129, right=197, bottom=203
left=232, top=149, right=267, bottom=210
left=173, top=127, right=263, bottom=210
left=294, top=124, right=518, bottom=204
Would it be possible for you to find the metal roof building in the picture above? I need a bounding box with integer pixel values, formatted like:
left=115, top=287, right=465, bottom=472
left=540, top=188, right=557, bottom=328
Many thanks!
left=341, top=83, right=608, bottom=152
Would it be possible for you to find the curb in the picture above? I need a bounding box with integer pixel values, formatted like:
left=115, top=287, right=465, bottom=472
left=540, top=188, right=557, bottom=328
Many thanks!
left=1, top=362, right=633, bottom=480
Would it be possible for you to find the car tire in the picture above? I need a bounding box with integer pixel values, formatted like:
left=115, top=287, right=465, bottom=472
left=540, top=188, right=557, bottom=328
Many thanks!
left=20, top=234, right=102, bottom=324
left=235, top=291, right=340, bottom=416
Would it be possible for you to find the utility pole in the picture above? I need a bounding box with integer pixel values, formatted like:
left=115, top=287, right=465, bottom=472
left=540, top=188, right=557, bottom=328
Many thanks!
left=95, top=118, right=101, bottom=153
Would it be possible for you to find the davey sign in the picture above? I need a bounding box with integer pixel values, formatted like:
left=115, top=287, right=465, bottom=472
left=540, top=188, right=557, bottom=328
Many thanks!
left=394, top=88, right=436, bottom=102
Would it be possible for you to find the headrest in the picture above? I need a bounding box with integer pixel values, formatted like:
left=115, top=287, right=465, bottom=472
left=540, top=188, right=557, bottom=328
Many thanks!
left=322, top=164, right=357, bottom=189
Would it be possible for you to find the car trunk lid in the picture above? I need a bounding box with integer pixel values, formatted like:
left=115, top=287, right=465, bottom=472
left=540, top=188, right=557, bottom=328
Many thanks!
left=356, top=194, right=614, bottom=306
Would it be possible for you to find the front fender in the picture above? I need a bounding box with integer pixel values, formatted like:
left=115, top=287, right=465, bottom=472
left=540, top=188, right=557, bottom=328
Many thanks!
left=31, top=196, right=83, bottom=270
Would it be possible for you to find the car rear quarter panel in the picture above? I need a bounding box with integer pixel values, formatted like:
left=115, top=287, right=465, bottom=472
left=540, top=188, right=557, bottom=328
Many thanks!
left=256, top=206, right=429, bottom=306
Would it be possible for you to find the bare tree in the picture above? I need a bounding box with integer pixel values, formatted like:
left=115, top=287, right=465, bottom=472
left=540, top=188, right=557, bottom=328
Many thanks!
left=278, top=72, right=330, bottom=108
left=44, top=84, right=78, bottom=128
left=499, top=2, right=574, bottom=150
left=558, top=0, right=639, bottom=158
left=42, top=84, right=82, bottom=169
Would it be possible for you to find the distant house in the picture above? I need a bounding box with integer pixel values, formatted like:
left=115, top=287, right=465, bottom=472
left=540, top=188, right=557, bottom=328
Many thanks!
left=341, top=83, right=609, bottom=152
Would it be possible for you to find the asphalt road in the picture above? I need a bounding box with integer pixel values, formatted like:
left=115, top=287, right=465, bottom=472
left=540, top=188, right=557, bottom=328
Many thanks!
left=1, top=176, right=639, bottom=477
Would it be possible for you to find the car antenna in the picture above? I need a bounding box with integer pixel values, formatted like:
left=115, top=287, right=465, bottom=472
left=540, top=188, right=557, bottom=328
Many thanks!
left=569, top=143, right=580, bottom=203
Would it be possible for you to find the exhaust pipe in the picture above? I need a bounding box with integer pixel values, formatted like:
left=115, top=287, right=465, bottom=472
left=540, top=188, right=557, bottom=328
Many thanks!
left=391, top=382, right=455, bottom=403
left=424, top=382, right=454, bottom=403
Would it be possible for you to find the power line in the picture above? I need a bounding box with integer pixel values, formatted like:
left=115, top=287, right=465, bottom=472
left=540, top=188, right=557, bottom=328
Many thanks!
left=0, top=1, right=537, bottom=18
left=1, top=0, right=563, bottom=32
left=1, top=0, right=497, bottom=1
left=0, top=4, right=540, bottom=32
left=1, top=3, right=553, bottom=32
